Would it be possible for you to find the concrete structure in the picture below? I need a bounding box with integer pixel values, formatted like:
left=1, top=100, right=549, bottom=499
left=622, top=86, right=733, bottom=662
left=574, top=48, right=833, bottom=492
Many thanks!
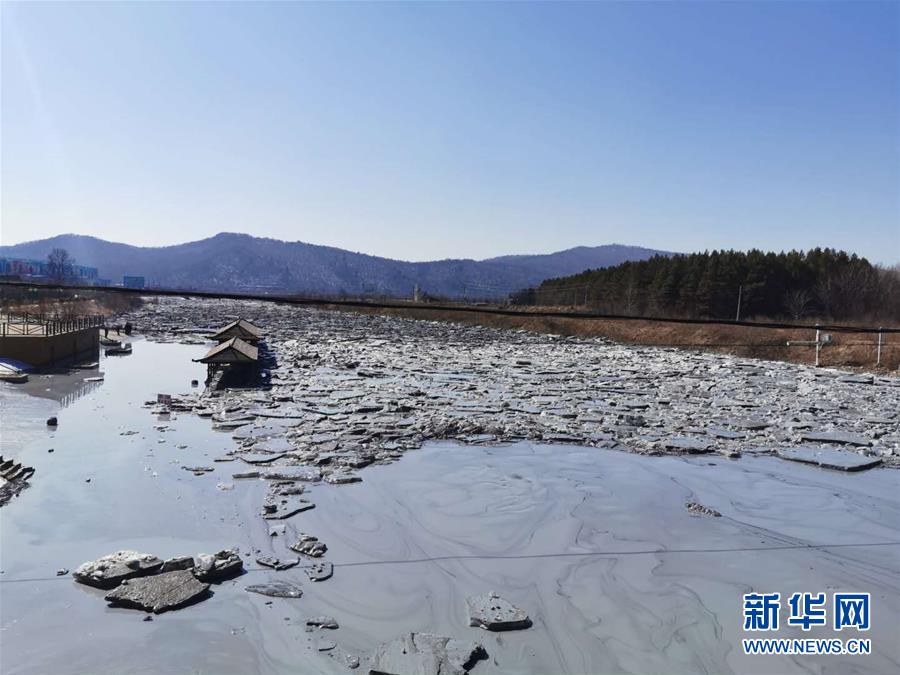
left=0, top=315, right=102, bottom=367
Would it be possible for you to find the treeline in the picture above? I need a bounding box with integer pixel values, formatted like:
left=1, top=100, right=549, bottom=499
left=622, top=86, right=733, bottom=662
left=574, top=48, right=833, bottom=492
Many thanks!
left=512, top=249, right=900, bottom=322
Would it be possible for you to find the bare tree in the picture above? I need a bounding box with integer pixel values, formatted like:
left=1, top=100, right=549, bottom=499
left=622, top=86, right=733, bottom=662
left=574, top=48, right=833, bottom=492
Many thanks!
left=816, top=265, right=876, bottom=320
left=46, top=248, right=74, bottom=281
left=622, top=278, right=638, bottom=315
left=783, top=288, right=812, bottom=320
left=875, top=265, right=900, bottom=322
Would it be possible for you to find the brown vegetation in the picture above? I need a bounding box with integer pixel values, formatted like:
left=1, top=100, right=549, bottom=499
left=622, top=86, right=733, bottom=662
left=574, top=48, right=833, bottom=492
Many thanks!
left=0, top=286, right=142, bottom=318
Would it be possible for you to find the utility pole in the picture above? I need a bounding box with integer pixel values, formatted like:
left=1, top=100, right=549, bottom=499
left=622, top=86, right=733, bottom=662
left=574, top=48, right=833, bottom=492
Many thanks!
left=877, top=328, right=883, bottom=367
left=735, top=285, right=743, bottom=321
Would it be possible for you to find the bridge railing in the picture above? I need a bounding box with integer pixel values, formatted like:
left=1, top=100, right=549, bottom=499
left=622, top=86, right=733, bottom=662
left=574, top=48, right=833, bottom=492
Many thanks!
left=0, top=313, right=105, bottom=337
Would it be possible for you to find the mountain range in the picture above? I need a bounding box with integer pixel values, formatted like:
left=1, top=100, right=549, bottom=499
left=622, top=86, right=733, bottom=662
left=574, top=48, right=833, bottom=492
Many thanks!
left=0, top=233, right=668, bottom=299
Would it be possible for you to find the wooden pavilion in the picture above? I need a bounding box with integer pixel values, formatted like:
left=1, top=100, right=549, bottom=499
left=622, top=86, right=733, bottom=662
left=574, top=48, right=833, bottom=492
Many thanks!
left=211, top=318, right=263, bottom=344
left=194, top=336, right=259, bottom=379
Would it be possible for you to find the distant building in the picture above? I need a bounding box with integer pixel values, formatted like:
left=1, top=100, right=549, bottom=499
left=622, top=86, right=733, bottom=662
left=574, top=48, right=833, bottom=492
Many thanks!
left=123, top=275, right=145, bottom=289
left=74, top=264, right=98, bottom=280
left=0, top=258, right=43, bottom=277
left=0, top=257, right=98, bottom=282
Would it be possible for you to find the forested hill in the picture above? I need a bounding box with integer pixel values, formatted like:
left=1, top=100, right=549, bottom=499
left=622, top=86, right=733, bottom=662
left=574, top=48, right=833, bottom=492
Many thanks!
left=514, top=249, right=900, bottom=322
left=0, top=233, right=666, bottom=299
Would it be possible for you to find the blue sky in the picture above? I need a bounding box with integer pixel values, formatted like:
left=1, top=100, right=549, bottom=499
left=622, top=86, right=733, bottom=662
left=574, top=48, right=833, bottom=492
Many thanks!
left=2, top=1, right=898, bottom=263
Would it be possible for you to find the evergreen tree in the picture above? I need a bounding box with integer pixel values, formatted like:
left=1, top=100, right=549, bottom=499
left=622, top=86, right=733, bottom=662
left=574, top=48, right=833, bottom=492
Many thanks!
left=523, top=249, right=897, bottom=322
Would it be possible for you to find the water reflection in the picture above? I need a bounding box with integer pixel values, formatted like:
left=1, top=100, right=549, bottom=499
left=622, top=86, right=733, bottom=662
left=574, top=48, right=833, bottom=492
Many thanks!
left=57, top=378, right=104, bottom=408
left=0, top=340, right=194, bottom=457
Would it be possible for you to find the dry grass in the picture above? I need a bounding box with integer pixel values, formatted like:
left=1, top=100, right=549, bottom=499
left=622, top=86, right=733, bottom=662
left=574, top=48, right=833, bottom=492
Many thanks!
left=0, top=289, right=141, bottom=318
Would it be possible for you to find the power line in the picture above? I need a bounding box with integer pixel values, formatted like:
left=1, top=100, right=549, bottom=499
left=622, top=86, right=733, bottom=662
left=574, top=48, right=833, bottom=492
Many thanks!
left=2, top=541, right=898, bottom=585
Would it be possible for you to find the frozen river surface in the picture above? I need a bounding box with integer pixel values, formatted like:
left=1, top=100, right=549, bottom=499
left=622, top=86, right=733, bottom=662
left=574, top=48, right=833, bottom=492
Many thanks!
left=1, top=322, right=899, bottom=674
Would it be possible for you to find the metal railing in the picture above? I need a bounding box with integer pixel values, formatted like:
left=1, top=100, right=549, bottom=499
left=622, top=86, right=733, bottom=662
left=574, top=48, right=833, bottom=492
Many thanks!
left=0, top=312, right=105, bottom=337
